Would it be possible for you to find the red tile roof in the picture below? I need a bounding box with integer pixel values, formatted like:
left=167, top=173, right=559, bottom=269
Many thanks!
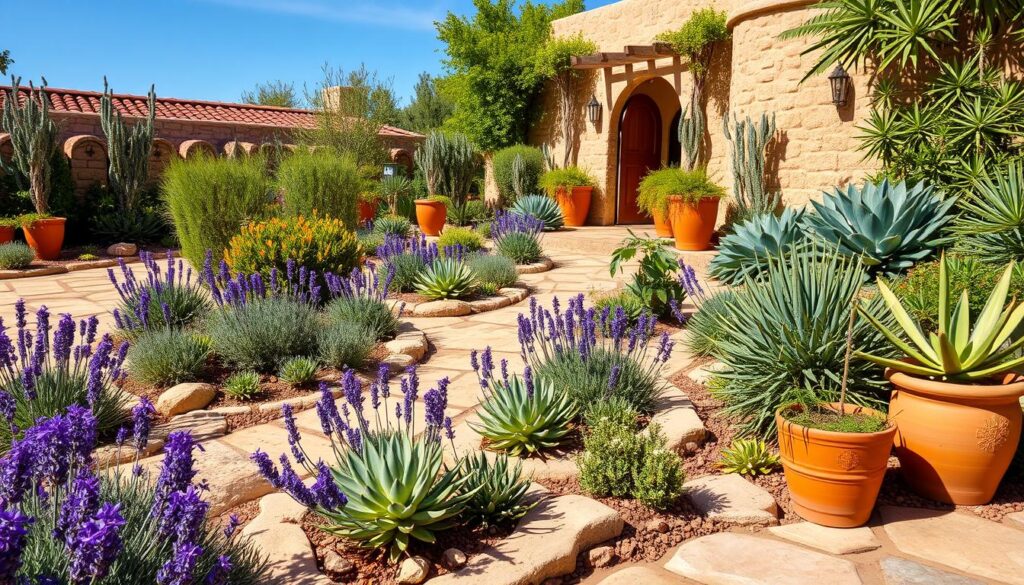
left=0, top=85, right=422, bottom=139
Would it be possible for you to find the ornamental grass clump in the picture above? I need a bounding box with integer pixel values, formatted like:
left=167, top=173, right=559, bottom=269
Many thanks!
left=0, top=242, right=34, bottom=270
left=324, top=263, right=400, bottom=341
left=518, top=295, right=674, bottom=413
left=109, top=251, right=211, bottom=337
left=492, top=211, right=544, bottom=265
left=252, top=367, right=479, bottom=563
left=127, top=328, right=210, bottom=387
left=466, top=254, right=518, bottom=295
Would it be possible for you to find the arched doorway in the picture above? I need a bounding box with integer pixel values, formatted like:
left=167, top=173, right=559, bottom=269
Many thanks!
left=616, top=94, right=662, bottom=224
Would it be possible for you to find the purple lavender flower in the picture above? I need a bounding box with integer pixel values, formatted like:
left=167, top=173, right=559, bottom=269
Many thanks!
left=310, top=462, right=347, bottom=510
left=55, top=470, right=101, bottom=545
left=0, top=507, right=31, bottom=581
left=250, top=450, right=280, bottom=488
left=157, top=541, right=204, bottom=585
left=67, top=503, right=126, bottom=585
left=159, top=486, right=210, bottom=545
left=222, top=515, right=240, bottom=540
left=523, top=366, right=535, bottom=398
left=152, top=431, right=199, bottom=518
left=607, top=365, right=622, bottom=390
left=0, top=440, right=33, bottom=507
left=278, top=455, right=315, bottom=507
left=132, top=396, right=156, bottom=452
left=280, top=403, right=305, bottom=465
left=65, top=405, right=98, bottom=468
left=205, top=555, right=233, bottom=585
left=0, top=392, right=14, bottom=430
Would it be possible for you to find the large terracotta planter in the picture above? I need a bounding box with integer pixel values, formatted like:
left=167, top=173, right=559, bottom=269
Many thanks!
left=357, top=200, right=378, bottom=224
left=415, top=199, right=447, bottom=237
left=887, top=370, right=1024, bottom=505
left=554, top=186, right=592, bottom=227
left=0, top=225, right=13, bottom=244
left=23, top=217, right=66, bottom=260
left=652, top=207, right=673, bottom=238
left=776, top=403, right=896, bottom=528
left=668, top=196, right=719, bottom=251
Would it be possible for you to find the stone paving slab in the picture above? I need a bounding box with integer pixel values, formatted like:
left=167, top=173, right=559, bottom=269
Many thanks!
left=879, top=556, right=985, bottom=585
left=597, top=566, right=695, bottom=584
left=241, top=493, right=330, bottom=585
left=684, top=474, right=779, bottom=526
left=768, top=522, right=881, bottom=555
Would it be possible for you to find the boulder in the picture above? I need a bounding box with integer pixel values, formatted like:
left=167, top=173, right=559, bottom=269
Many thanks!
left=107, top=242, right=138, bottom=257
left=384, top=336, right=428, bottom=361
left=412, top=300, right=472, bottom=317
left=443, top=547, right=467, bottom=569
left=156, top=383, right=216, bottom=417
left=396, top=556, right=430, bottom=584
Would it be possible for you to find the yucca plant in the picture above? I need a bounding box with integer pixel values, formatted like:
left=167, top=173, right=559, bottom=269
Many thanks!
left=414, top=257, right=476, bottom=300
left=718, top=438, right=780, bottom=476
left=510, top=194, right=564, bottom=230
left=456, top=451, right=536, bottom=528
left=469, top=363, right=578, bottom=457
left=953, top=161, right=1024, bottom=264
left=857, top=254, right=1024, bottom=381
left=806, top=179, right=955, bottom=277
left=709, top=207, right=809, bottom=285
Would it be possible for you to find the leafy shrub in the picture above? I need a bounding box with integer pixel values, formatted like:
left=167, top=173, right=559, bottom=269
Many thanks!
left=162, top=154, right=271, bottom=266
left=91, top=208, right=167, bottom=245
left=709, top=208, right=809, bottom=285
left=279, top=356, right=319, bottom=387
left=466, top=254, right=518, bottom=294
left=110, top=252, right=211, bottom=337
left=225, top=214, right=361, bottom=282
left=493, top=145, right=545, bottom=204
left=224, top=371, right=261, bottom=400
left=590, top=289, right=646, bottom=324
left=317, top=322, right=375, bottom=369
left=278, top=148, right=361, bottom=228
left=682, top=290, right=737, bottom=357
left=953, top=162, right=1024, bottom=264
left=456, top=452, right=536, bottom=528
left=495, top=231, right=542, bottom=265
left=206, top=297, right=320, bottom=372
left=438, top=226, right=484, bottom=252
left=325, top=296, right=399, bottom=341
left=539, top=165, right=596, bottom=193
left=632, top=433, right=686, bottom=510
left=635, top=167, right=725, bottom=204
left=583, top=396, right=639, bottom=429
left=128, top=328, right=210, bottom=387
left=718, top=438, right=780, bottom=476
left=510, top=194, right=563, bottom=230
left=476, top=221, right=492, bottom=239
left=357, top=230, right=384, bottom=257
left=373, top=215, right=412, bottom=238
left=415, top=257, right=477, bottom=300
left=609, top=231, right=685, bottom=317
left=0, top=241, right=34, bottom=269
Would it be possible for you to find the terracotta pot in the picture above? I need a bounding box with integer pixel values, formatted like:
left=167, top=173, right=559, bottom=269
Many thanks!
left=357, top=200, right=378, bottom=224
left=668, top=196, right=719, bottom=251
left=776, top=403, right=896, bottom=528
left=22, top=217, right=66, bottom=260
left=415, top=199, right=447, bottom=236
left=887, top=370, right=1024, bottom=505
left=652, top=207, right=673, bottom=238
left=554, top=186, right=592, bottom=227
left=0, top=225, right=13, bottom=244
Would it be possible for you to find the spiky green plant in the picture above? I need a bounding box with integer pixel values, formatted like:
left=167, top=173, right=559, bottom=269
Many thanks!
left=414, top=131, right=478, bottom=206
left=373, top=215, right=412, bottom=238
left=806, top=179, right=955, bottom=277
left=858, top=255, right=1024, bottom=381
left=510, top=194, right=564, bottom=230
left=100, top=78, right=156, bottom=211
left=723, top=111, right=779, bottom=222
left=278, top=356, right=319, bottom=386
left=682, top=289, right=738, bottom=357
left=1, top=78, right=60, bottom=214
left=709, top=207, right=809, bottom=285
left=469, top=374, right=578, bottom=457
left=718, top=438, right=780, bottom=476
left=414, top=257, right=476, bottom=300
left=455, top=452, right=536, bottom=528
left=952, top=161, right=1024, bottom=264
left=224, top=370, right=261, bottom=400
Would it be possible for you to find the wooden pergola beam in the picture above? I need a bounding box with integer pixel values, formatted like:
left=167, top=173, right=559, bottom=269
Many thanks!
left=571, top=43, right=678, bottom=70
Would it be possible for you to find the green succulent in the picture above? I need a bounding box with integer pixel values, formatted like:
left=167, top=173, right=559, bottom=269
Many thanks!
left=718, top=438, right=779, bottom=476
left=224, top=371, right=261, bottom=400
left=805, top=179, right=955, bottom=277
left=952, top=161, right=1024, bottom=264
left=858, top=255, right=1024, bottom=381
left=510, top=194, right=563, bottom=231
left=709, top=208, right=809, bottom=285
left=414, top=257, right=476, bottom=300
left=470, top=375, right=578, bottom=457
left=455, top=452, right=536, bottom=528
left=278, top=356, right=319, bottom=386
left=319, top=432, right=475, bottom=563
left=373, top=215, right=412, bottom=238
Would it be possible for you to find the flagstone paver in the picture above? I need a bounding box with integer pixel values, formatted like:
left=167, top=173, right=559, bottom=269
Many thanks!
left=768, top=522, right=881, bottom=555
left=684, top=474, right=780, bottom=526
left=597, top=566, right=695, bottom=584
left=879, top=557, right=986, bottom=585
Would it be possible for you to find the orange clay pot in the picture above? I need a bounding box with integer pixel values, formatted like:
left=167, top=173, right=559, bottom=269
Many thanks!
left=668, top=196, right=719, bottom=251
left=22, top=217, right=66, bottom=260
left=415, top=199, right=447, bottom=237
left=652, top=207, right=673, bottom=238
left=776, top=403, right=896, bottom=528
left=0, top=225, right=14, bottom=244
left=357, top=200, right=378, bottom=225
left=887, top=370, right=1024, bottom=505
left=554, top=186, right=592, bottom=227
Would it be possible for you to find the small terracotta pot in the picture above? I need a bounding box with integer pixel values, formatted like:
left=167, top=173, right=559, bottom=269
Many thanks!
left=776, top=403, right=896, bottom=528
left=652, top=207, right=673, bottom=238
left=887, top=370, right=1024, bottom=505
left=357, top=200, right=378, bottom=224
left=0, top=225, right=14, bottom=244
left=23, top=217, right=66, bottom=260
left=415, top=199, right=447, bottom=236
left=554, top=186, right=592, bottom=227
left=668, top=196, right=719, bottom=251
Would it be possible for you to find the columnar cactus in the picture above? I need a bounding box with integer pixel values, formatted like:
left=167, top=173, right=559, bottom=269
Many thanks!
left=678, top=105, right=703, bottom=172
left=100, top=77, right=156, bottom=211
left=510, top=153, right=528, bottom=200
left=0, top=77, right=60, bottom=214
left=723, top=111, right=779, bottom=222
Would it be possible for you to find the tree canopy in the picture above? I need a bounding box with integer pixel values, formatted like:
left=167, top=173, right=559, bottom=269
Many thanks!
left=398, top=73, right=454, bottom=134
left=241, top=80, right=302, bottom=108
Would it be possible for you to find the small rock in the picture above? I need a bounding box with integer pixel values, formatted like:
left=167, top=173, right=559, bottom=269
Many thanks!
left=442, top=547, right=467, bottom=569
left=396, top=556, right=430, bottom=584
left=647, top=520, right=670, bottom=534
left=323, top=551, right=354, bottom=575
left=684, top=442, right=700, bottom=454
left=587, top=545, right=615, bottom=568
left=383, top=353, right=417, bottom=373
left=155, top=383, right=216, bottom=417
left=385, top=337, right=428, bottom=361
left=106, top=242, right=138, bottom=257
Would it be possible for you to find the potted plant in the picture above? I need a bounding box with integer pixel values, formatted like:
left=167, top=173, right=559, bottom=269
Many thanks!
left=0, top=217, right=16, bottom=244
left=414, top=131, right=477, bottom=237
left=857, top=255, right=1024, bottom=505
left=776, top=299, right=897, bottom=528
left=540, top=166, right=595, bottom=227
left=357, top=190, right=381, bottom=225
left=647, top=168, right=725, bottom=251
left=19, top=213, right=65, bottom=260
left=637, top=169, right=676, bottom=238
left=416, top=195, right=449, bottom=237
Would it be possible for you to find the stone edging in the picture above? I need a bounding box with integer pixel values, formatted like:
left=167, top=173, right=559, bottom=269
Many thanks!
left=395, top=287, right=530, bottom=318
left=515, top=257, right=554, bottom=275
left=0, top=256, right=141, bottom=280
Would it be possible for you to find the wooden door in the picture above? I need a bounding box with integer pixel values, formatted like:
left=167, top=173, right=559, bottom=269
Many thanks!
left=617, top=94, right=662, bottom=224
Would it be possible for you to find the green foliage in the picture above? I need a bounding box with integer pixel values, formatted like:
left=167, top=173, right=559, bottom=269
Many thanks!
left=206, top=297, right=320, bottom=372
left=382, top=253, right=427, bottom=293
left=718, top=438, right=780, bottom=476
left=471, top=375, right=578, bottom=457
left=782, top=404, right=888, bottom=433
left=632, top=432, right=686, bottom=510
left=806, top=179, right=955, bottom=277
left=723, top=112, right=780, bottom=222
left=0, top=241, right=34, bottom=269
left=534, top=33, right=598, bottom=168
left=224, top=370, right=262, bottom=400
left=449, top=198, right=491, bottom=227
left=709, top=208, right=809, bottom=285
left=466, top=253, right=518, bottom=293
left=682, top=290, right=737, bottom=357
left=91, top=208, right=168, bottom=245
left=583, top=396, right=638, bottom=430
left=493, top=145, right=545, bottom=204
left=415, top=257, right=477, bottom=300
left=398, top=73, right=455, bottom=134
left=539, top=165, right=595, bottom=193
left=357, top=230, right=385, bottom=257
left=656, top=8, right=729, bottom=78
left=100, top=79, right=156, bottom=211
left=115, top=273, right=211, bottom=338
left=278, top=356, right=320, bottom=387
left=0, top=79, right=60, bottom=214
left=710, top=247, right=895, bottom=438
left=128, top=328, right=210, bottom=387
left=415, top=131, right=479, bottom=205
left=225, top=214, right=361, bottom=282
left=278, top=149, right=361, bottom=228
left=317, top=322, right=375, bottom=369
left=438, top=226, right=485, bottom=252
left=609, top=231, right=685, bottom=317
left=637, top=167, right=725, bottom=205
left=0, top=49, right=11, bottom=76
left=162, top=154, right=271, bottom=266
left=241, top=79, right=301, bottom=107
left=377, top=175, right=413, bottom=217
left=373, top=215, right=412, bottom=239
left=535, top=348, right=663, bottom=414
left=494, top=231, right=543, bottom=265
left=952, top=161, right=1024, bottom=263
left=456, top=452, right=536, bottom=528
left=590, top=289, right=646, bottom=324
left=510, top=194, right=564, bottom=230
left=325, top=295, right=400, bottom=341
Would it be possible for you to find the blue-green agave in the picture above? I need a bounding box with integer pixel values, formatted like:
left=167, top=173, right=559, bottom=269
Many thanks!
left=805, top=179, right=955, bottom=277
left=709, top=208, right=809, bottom=285
left=470, top=375, right=578, bottom=457
left=511, top=194, right=564, bottom=231
left=414, top=257, right=476, bottom=300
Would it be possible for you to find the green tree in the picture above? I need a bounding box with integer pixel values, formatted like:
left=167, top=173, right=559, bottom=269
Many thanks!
left=534, top=34, right=597, bottom=167
left=0, top=50, right=12, bottom=76
left=241, top=80, right=301, bottom=108
left=436, top=0, right=585, bottom=152
left=399, top=73, right=454, bottom=133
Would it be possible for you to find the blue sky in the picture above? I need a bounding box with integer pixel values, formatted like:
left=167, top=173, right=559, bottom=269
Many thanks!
left=3, top=0, right=617, bottom=107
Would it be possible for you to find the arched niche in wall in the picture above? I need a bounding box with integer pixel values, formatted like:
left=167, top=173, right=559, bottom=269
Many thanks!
left=224, top=141, right=258, bottom=158
left=63, top=135, right=109, bottom=195
left=149, top=138, right=178, bottom=182
left=178, top=139, right=216, bottom=159
left=0, top=133, right=13, bottom=164
left=390, top=148, right=414, bottom=175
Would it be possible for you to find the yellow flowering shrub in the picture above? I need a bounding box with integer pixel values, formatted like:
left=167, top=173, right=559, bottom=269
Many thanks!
left=225, top=214, right=361, bottom=278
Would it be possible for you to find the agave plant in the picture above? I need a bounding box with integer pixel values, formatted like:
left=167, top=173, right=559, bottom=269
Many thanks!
left=709, top=207, right=809, bottom=285
left=469, top=359, right=578, bottom=457
left=952, top=161, right=1024, bottom=264
left=718, top=438, right=779, bottom=476
left=414, top=257, right=476, bottom=300
left=857, top=255, right=1024, bottom=381
left=456, top=451, right=536, bottom=528
left=805, top=179, right=955, bottom=277
left=510, top=194, right=564, bottom=231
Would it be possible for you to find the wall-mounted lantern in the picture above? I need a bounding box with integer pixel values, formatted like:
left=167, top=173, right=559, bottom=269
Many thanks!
left=828, top=64, right=851, bottom=107
left=586, top=95, right=602, bottom=125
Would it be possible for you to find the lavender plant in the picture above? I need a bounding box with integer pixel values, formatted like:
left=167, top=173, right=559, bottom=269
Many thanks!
left=375, top=234, right=438, bottom=293
left=251, top=367, right=476, bottom=563
left=201, top=251, right=325, bottom=308
left=0, top=301, right=129, bottom=447
left=324, top=263, right=401, bottom=341
left=670, top=260, right=736, bottom=357
left=518, top=295, right=674, bottom=413
left=491, top=211, right=544, bottom=265
left=109, top=251, right=211, bottom=337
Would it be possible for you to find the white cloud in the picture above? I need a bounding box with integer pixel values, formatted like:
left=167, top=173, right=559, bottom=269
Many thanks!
left=200, top=0, right=447, bottom=31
